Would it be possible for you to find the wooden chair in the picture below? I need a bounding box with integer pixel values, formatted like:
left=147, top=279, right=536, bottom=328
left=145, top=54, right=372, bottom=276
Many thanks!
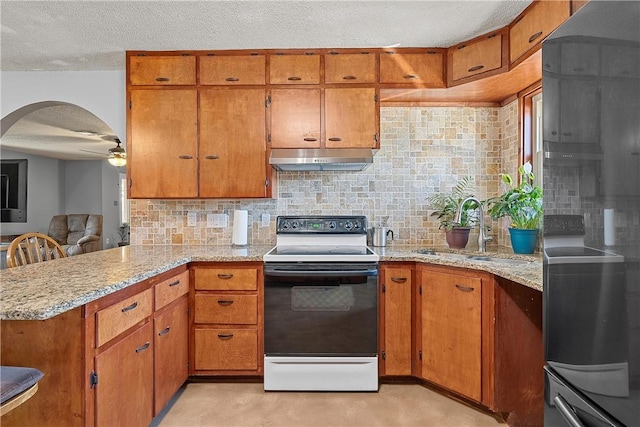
left=0, top=366, right=44, bottom=416
left=6, top=232, right=67, bottom=268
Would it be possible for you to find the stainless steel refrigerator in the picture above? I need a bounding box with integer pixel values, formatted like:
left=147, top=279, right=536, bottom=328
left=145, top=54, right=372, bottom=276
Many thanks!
left=542, top=1, right=640, bottom=426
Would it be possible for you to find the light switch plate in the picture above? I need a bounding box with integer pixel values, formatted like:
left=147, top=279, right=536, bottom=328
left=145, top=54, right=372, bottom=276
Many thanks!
left=208, top=213, right=228, bottom=228
left=261, top=213, right=270, bottom=227
left=187, top=211, right=197, bottom=227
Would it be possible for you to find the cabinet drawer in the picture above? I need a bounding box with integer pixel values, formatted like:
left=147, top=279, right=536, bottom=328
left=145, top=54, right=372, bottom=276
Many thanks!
left=129, top=55, right=196, bottom=85
left=270, top=54, right=320, bottom=84
left=451, top=33, right=503, bottom=81
left=155, top=270, right=189, bottom=311
left=96, top=288, right=153, bottom=347
left=194, top=328, right=258, bottom=370
left=509, top=0, right=570, bottom=63
left=379, top=51, right=445, bottom=86
left=324, top=53, right=377, bottom=84
left=199, top=55, right=266, bottom=85
left=194, top=294, right=257, bottom=324
left=194, top=268, right=258, bottom=291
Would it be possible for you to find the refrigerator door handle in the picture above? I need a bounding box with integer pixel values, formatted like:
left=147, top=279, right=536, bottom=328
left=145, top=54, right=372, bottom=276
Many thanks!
left=554, top=394, right=586, bottom=427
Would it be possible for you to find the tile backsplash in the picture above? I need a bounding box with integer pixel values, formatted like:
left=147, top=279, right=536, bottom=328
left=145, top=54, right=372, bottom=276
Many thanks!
left=130, top=102, right=520, bottom=249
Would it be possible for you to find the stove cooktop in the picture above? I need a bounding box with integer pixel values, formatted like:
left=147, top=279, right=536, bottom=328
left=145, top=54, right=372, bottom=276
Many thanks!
left=263, top=245, right=379, bottom=262
left=544, top=246, right=624, bottom=264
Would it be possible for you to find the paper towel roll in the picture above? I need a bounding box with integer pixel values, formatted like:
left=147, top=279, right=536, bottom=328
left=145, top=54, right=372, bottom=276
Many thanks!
left=604, top=209, right=615, bottom=246
left=232, top=210, right=248, bottom=246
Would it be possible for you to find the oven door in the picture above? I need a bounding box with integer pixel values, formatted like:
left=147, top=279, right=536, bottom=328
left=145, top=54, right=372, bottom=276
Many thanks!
left=263, top=262, right=378, bottom=357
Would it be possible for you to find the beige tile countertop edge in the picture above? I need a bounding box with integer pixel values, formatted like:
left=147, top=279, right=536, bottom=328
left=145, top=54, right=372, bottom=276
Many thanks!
left=0, top=244, right=541, bottom=321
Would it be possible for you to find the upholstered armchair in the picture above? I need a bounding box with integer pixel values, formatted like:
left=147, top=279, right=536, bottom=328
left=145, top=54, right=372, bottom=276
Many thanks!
left=48, top=214, right=103, bottom=256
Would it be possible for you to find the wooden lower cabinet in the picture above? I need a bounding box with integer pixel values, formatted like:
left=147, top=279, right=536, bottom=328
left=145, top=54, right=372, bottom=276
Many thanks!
left=95, top=322, right=154, bottom=427
left=379, top=263, right=413, bottom=376
left=190, top=262, right=263, bottom=376
left=154, top=296, right=189, bottom=416
left=416, top=264, right=495, bottom=407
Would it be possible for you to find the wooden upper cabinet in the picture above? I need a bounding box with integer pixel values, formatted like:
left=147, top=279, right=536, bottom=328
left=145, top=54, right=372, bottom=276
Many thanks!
left=199, top=55, right=266, bottom=85
left=450, top=30, right=505, bottom=83
left=325, top=88, right=378, bottom=148
left=269, top=54, right=320, bottom=84
left=601, top=43, right=640, bottom=78
left=129, top=55, right=196, bottom=85
left=269, top=89, right=321, bottom=148
left=324, top=52, right=377, bottom=84
left=509, top=0, right=570, bottom=64
left=379, top=51, right=445, bottom=87
left=128, top=89, right=198, bottom=198
left=560, top=40, right=599, bottom=76
left=199, top=88, right=267, bottom=198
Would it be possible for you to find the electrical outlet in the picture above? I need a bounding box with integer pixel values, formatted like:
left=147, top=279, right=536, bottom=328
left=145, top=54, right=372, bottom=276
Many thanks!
left=207, top=213, right=228, bottom=228
left=261, top=213, right=270, bottom=227
left=187, top=211, right=197, bottom=227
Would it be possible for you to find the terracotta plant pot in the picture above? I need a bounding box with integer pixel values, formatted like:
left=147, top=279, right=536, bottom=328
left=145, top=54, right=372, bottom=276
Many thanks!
left=445, top=227, right=471, bottom=249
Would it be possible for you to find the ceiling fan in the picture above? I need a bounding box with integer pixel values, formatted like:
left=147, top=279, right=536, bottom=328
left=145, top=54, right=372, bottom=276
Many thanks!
left=79, top=138, right=127, bottom=166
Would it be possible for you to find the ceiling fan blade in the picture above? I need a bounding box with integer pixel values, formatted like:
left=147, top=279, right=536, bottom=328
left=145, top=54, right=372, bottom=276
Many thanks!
left=79, top=148, right=109, bottom=156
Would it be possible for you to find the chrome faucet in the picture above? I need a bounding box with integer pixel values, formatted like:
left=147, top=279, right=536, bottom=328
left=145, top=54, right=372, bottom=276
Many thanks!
left=455, top=197, right=493, bottom=252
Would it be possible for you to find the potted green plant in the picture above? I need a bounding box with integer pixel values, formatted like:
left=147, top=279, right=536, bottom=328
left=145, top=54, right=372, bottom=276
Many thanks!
left=486, top=162, right=543, bottom=254
left=427, top=176, right=479, bottom=248
left=117, top=222, right=130, bottom=247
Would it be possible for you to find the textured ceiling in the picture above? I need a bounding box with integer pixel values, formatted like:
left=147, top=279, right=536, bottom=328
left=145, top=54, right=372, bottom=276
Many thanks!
left=1, top=0, right=532, bottom=71
left=1, top=0, right=533, bottom=160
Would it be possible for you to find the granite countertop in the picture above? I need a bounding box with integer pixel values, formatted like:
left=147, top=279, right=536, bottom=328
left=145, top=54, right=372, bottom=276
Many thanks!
left=0, top=244, right=542, bottom=321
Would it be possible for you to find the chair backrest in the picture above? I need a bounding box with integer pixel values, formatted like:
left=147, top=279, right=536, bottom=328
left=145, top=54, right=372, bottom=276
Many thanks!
left=6, top=232, right=67, bottom=268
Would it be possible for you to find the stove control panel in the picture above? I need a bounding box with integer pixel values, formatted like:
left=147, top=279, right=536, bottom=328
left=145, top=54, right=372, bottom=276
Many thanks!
left=276, top=216, right=367, bottom=234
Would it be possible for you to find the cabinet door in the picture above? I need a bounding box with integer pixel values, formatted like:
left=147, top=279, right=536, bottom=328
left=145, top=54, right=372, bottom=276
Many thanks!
left=510, top=0, right=570, bottom=63
left=269, top=89, right=321, bottom=148
left=379, top=52, right=445, bottom=86
left=381, top=266, right=412, bottom=376
left=600, top=80, right=640, bottom=196
left=199, top=88, right=267, bottom=198
left=154, top=297, right=188, bottom=416
left=559, top=79, right=599, bottom=144
left=129, top=55, right=196, bottom=85
left=199, top=55, right=266, bottom=85
left=601, top=44, right=640, bottom=78
left=270, top=54, right=320, bottom=84
left=324, top=53, right=377, bottom=84
left=421, top=271, right=482, bottom=402
left=95, top=322, right=154, bottom=427
left=560, top=41, right=599, bottom=76
left=325, top=88, right=378, bottom=148
left=194, top=328, right=258, bottom=370
left=451, top=33, right=503, bottom=82
left=129, top=89, right=197, bottom=198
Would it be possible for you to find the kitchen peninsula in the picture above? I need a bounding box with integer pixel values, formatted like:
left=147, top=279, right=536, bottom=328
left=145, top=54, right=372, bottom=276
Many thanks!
left=1, top=245, right=543, bottom=427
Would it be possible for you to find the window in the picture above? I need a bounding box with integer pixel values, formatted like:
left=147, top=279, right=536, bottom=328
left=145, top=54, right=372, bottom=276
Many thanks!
left=119, top=173, right=130, bottom=225
left=521, top=85, right=543, bottom=186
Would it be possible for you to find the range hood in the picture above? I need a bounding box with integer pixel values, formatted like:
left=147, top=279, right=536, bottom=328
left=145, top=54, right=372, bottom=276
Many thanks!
left=544, top=141, right=603, bottom=165
left=269, top=148, right=376, bottom=171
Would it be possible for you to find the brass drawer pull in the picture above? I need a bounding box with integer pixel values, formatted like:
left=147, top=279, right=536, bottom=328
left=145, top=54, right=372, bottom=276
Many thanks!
left=217, top=334, right=234, bottom=340
left=217, top=273, right=234, bottom=279
left=391, top=277, right=407, bottom=284
left=169, top=280, right=180, bottom=287
left=468, top=65, right=484, bottom=72
left=225, top=77, right=239, bottom=82
left=158, top=326, right=171, bottom=337
left=155, top=77, right=170, bottom=82
left=328, top=137, right=342, bottom=142
left=121, top=301, right=138, bottom=313
left=455, top=284, right=475, bottom=292
left=135, top=342, right=151, bottom=353
left=205, top=155, right=220, bottom=160
left=528, top=31, right=543, bottom=43
left=343, top=75, right=357, bottom=80
left=403, top=74, right=418, bottom=79
left=217, top=300, right=234, bottom=306
left=303, top=137, right=318, bottom=142
left=287, top=76, right=302, bottom=81
left=178, top=155, right=193, bottom=159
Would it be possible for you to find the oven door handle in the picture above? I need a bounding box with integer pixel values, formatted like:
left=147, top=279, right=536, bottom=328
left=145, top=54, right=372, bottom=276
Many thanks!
left=264, top=268, right=378, bottom=277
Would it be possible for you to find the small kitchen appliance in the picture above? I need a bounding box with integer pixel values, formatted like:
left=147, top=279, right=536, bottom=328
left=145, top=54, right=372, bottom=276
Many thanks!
left=263, top=215, right=379, bottom=391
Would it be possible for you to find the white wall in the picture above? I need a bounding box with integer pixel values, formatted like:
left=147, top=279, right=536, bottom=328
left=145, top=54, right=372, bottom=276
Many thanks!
left=0, top=149, right=64, bottom=235
left=1, top=70, right=126, bottom=142
left=101, top=163, right=122, bottom=248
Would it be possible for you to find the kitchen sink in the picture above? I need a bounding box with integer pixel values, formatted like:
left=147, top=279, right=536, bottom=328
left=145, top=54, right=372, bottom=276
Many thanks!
left=416, top=249, right=533, bottom=265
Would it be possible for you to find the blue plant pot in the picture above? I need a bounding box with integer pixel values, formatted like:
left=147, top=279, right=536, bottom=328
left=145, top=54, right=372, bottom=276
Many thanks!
left=509, top=228, right=539, bottom=254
